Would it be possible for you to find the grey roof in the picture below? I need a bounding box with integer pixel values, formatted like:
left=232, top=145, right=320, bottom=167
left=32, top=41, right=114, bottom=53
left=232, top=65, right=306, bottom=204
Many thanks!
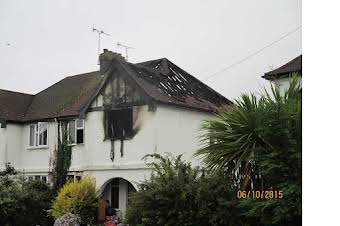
left=0, top=89, right=34, bottom=121
left=263, top=55, right=302, bottom=80
left=129, top=58, right=232, bottom=111
left=0, top=58, right=232, bottom=122
left=23, top=71, right=103, bottom=121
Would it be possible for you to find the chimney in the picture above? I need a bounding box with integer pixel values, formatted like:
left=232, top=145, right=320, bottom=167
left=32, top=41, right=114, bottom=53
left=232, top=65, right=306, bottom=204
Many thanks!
left=99, top=49, right=126, bottom=74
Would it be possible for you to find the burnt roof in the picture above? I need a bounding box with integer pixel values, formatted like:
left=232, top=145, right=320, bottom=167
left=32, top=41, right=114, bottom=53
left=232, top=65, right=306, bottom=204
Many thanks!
left=132, top=58, right=232, bottom=111
left=263, top=55, right=302, bottom=80
left=0, top=58, right=231, bottom=122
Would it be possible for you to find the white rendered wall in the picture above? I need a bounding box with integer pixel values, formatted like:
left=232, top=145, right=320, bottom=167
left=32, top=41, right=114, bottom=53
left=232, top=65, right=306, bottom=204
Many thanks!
left=276, top=77, right=291, bottom=94
left=2, top=104, right=216, bottom=217
left=0, top=124, right=23, bottom=170
left=4, top=105, right=215, bottom=187
left=272, top=77, right=302, bottom=95
left=81, top=105, right=214, bottom=181
left=0, top=126, right=6, bottom=170
left=20, top=121, right=57, bottom=173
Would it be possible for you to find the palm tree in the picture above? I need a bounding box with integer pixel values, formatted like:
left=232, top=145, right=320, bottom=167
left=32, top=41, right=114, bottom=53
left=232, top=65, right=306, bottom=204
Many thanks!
left=196, top=74, right=302, bottom=189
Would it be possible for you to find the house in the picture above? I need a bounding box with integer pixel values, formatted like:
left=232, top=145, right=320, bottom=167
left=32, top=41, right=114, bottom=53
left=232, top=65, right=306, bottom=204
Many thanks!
left=0, top=49, right=232, bottom=216
left=262, top=55, right=302, bottom=92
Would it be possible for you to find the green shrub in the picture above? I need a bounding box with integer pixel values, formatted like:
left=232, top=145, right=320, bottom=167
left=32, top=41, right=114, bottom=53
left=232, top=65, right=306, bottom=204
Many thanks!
left=50, top=176, right=99, bottom=224
left=196, top=76, right=302, bottom=225
left=125, top=154, right=241, bottom=226
left=0, top=164, right=54, bottom=226
left=51, top=123, right=72, bottom=192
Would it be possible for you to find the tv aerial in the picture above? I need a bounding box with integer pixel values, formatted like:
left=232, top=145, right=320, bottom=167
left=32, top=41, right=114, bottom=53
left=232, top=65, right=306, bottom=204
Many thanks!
left=116, top=42, right=135, bottom=61
left=1, top=42, right=11, bottom=47
left=92, top=27, right=111, bottom=63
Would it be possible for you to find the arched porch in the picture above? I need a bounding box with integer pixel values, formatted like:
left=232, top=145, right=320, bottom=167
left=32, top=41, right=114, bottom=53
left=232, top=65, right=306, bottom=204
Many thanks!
left=99, top=177, right=137, bottom=217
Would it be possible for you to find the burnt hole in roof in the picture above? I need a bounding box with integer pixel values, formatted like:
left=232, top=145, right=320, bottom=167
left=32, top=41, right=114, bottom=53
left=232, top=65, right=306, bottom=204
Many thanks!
left=159, top=82, right=168, bottom=90
left=173, top=76, right=182, bottom=83
left=170, top=67, right=188, bottom=82
left=131, top=58, right=231, bottom=110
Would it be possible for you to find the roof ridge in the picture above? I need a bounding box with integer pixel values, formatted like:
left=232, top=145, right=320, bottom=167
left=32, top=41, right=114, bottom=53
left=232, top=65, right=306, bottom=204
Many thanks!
left=263, top=55, right=302, bottom=79
left=65, top=70, right=100, bottom=79
left=136, top=58, right=167, bottom=65
left=33, top=71, right=100, bottom=96
left=269, top=55, right=302, bottom=72
left=0, top=88, right=34, bottom=96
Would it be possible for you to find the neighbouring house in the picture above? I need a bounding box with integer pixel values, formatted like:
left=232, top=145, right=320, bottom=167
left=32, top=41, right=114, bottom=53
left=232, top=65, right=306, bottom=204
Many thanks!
left=262, top=55, right=302, bottom=92
left=0, top=49, right=232, bottom=216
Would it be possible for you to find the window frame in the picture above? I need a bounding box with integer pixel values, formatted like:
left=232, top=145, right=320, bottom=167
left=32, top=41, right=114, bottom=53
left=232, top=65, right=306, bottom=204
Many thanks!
left=27, top=175, right=48, bottom=183
left=28, top=122, right=49, bottom=148
left=67, top=119, right=85, bottom=145
left=66, top=174, right=82, bottom=182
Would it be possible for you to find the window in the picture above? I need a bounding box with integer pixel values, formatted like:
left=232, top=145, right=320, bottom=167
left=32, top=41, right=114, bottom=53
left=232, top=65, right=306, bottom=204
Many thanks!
left=68, top=119, right=84, bottom=144
left=65, top=174, right=82, bottom=182
left=27, top=175, right=48, bottom=183
left=106, top=109, right=133, bottom=139
left=41, top=176, right=47, bottom=182
left=67, top=175, right=75, bottom=182
left=39, top=122, right=48, bottom=146
left=29, top=122, right=48, bottom=147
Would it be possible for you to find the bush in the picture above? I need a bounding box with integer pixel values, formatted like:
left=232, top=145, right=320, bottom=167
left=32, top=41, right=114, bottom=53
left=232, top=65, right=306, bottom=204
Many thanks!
left=125, top=154, right=241, bottom=226
left=50, top=176, right=99, bottom=224
left=0, top=164, right=54, bottom=226
left=196, top=77, right=302, bottom=225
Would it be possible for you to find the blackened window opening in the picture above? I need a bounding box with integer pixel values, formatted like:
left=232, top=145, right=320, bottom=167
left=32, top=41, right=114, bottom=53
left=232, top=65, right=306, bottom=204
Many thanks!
left=106, top=108, right=133, bottom=139
left=77, top=129, right=84, bottom=143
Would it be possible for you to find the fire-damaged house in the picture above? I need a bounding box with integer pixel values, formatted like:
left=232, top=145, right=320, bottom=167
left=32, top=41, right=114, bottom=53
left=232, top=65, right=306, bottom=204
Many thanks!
left=0, top=49, right=232, bottom=216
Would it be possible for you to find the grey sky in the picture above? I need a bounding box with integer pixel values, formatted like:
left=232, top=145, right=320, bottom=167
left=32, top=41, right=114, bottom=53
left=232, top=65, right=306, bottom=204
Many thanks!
left=0, top=0, right=301, bottom=100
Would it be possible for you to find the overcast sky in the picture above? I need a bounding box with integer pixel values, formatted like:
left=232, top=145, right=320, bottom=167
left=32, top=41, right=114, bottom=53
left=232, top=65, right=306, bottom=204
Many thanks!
left=0, top=0, right=301, bottom=99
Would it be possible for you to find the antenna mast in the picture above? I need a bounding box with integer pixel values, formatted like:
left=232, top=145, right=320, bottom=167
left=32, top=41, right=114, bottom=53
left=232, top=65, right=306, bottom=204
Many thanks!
left=116, top=42, right=135, bottom=61
left=92, top=27, right=111, bottom=63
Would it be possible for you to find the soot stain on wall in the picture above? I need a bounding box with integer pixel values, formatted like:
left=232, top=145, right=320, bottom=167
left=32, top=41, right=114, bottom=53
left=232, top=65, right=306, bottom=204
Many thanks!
left=105, top=106, right=142, bottom=161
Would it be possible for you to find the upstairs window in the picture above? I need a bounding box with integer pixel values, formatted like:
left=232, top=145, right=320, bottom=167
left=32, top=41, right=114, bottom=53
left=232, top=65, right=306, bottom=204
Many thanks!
left=67, top=119, right=84, bottom=145
left=29, top=122, right=48, bottom=147
left=106, top=109, right=133, bottom=139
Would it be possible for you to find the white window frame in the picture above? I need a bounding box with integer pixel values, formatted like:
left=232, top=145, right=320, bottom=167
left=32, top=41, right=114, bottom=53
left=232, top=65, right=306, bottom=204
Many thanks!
left=27, top=175, right=48, bottom=182
left=66, top=174, right=82, bottom=182
left=28, top=122, right=48, bottom=148
left=67, top=119, right=84, bottom=145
